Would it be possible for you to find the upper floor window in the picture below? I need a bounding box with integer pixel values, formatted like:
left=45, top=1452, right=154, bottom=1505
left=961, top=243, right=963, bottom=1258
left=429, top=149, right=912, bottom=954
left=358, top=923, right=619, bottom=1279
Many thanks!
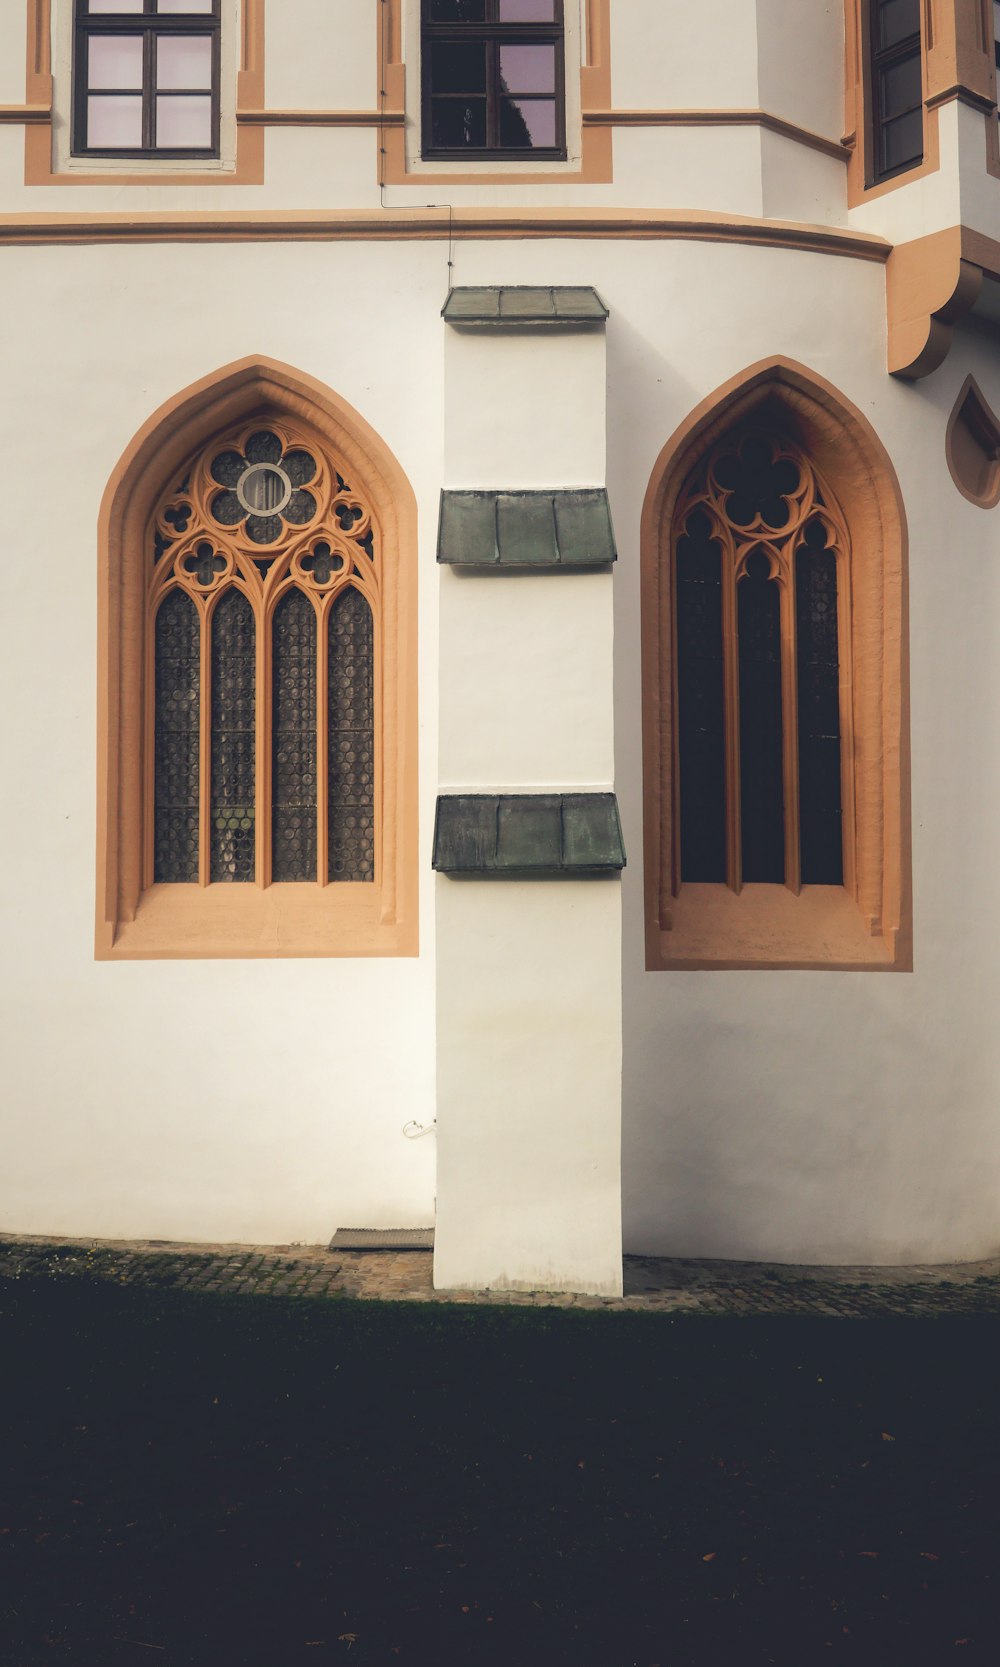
left=868, top=0, right=923, bottom=183
left=73, top=0, right=220, bottom=159
left=421, top=0, right=566, bottom=160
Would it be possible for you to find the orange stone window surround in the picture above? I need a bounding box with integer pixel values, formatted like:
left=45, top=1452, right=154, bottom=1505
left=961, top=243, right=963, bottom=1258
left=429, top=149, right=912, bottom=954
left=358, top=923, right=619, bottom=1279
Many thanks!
left=25, top=0, right=265, bottom=185
left=641, top=359, right=912, bottom=973
left=97, top=358, right=418, bottom=960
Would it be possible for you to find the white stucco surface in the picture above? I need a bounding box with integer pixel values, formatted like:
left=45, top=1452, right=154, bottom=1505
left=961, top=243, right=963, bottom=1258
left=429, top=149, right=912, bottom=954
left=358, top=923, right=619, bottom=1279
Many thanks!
left=434, top=878, right=623, bottom=1295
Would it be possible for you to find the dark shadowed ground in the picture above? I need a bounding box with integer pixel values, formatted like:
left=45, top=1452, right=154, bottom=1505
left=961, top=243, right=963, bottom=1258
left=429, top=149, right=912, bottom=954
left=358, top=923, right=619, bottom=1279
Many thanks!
left=1, top=1259, right=999, bottom=1666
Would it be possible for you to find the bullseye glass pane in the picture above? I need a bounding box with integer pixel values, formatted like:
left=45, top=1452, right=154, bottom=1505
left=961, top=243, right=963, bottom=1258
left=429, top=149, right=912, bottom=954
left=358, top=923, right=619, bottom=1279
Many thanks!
left=431, top=97, right=486, bottom=147
left=675, top=511, right=726, bottom=884
left=154, top=589, right=200, bottom=883
left=796, top=532, right=843, bottom=885
left=87, top=95, right=142, bottom=147
left=157, top=35, right=213, bottom=90
left=500, top=97, right=556, bottom=146
left=88, top=35, right=143, bottom=89
left=210, top=591, right=256, bottom=884
left=499, top=44, right=556, bottom=93
left=328, top=588, right=375, bottom=883
left=272, top=589, right=317, bottom=883
left=738, top=552, right=785, bottom=883
left=156, top=94, right=212, bottom=147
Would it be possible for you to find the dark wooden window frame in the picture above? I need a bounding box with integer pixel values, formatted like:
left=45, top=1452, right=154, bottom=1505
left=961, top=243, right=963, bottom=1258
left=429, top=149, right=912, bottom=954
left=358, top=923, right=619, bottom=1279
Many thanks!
left=73, top=0, right=221, bottom=160
left=421, top=1, right=566, bottom=162
left=867, top=0, right=923, bottom=185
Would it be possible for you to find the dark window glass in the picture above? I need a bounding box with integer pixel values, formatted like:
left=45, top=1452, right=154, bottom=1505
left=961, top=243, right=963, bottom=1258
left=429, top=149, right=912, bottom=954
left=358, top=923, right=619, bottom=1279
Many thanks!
left=675, top=510, right=727, bottom=884
left=73, top=0, right=220, bottom=158
left=429, top=40, right=488, bottom=92
left=154, top=588, right=200, bottom=882
left=877, top=0, right=920, bottom=51
left=422, top=0, right=564, bottom=158
left=737, top=550, right=785, bottom=884
left=796, top=525, right=843, bottom=886
left=869, top=0, right=922, bottom=183
left=328, top=587, right=376, bottom=883
left=210, top=589, right=256, bottom=883
left=431, top=97, right=488, bottom=148
left=271, top=588, right=317, bottom=883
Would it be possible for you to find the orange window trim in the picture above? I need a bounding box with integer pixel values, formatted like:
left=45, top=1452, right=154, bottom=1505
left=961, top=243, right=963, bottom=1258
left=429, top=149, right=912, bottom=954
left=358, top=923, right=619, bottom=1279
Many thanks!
left=378, top=0, right=612, bottom=186
left=25, top=0, right=265, bottom=186
left=844, top=0, right=1000, bottom=204
left=641, top=357, right=912, bottom=973
left=97, top=357, right=418, bottom=960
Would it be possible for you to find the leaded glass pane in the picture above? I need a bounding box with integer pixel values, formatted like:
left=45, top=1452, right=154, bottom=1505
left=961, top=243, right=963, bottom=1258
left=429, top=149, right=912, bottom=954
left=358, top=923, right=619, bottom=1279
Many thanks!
left=154, top=589, right=200, bottom=882
left=738, top=551, right=784, bottom=883
left=675, top=510, right=726, bottom=883
left=271, top=588, right=317, bottom=882
left=796, top=526, right=843, bottom=885
left=328, top=587, right=375, bottom=883
left=210, top=590, right=255, bottom=883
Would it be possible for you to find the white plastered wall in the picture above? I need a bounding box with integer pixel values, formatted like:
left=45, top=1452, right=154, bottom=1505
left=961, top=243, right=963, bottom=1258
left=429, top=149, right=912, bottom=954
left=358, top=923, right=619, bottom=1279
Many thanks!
left=0, top=239, right=453, bottom=1245
left=434, top=314, right=622, bottom=1295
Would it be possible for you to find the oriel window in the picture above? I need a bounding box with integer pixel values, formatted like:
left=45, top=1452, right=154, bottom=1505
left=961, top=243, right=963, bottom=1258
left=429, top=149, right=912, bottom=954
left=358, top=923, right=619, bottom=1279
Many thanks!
left=73, top=0, right=221, bottom=159
left=422, top=1, right=566, bottom=159
left=868, top=0, right=923, bottom=183
left=672, top=429, right=850, bottom=895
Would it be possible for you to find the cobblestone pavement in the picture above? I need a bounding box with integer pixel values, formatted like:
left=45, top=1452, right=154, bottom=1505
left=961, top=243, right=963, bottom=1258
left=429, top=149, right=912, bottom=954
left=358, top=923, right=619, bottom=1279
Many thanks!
left=2, top=1233, right=1000, bottom=1315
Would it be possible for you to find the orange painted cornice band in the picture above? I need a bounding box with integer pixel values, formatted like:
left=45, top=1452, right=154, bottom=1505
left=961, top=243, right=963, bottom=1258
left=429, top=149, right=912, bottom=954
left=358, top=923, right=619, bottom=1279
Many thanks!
left=0, top=208, right=891, bottom=261
left=237, top=110, right=405, bottom=127
left=582, top=108, right=850, bottom=164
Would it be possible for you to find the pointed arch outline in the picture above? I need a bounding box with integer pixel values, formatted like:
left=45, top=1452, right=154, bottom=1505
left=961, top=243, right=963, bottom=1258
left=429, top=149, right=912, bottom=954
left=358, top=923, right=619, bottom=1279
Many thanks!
left=97, top=355, right=418, bottom=959
left=641, top=356, right=912, bottom=972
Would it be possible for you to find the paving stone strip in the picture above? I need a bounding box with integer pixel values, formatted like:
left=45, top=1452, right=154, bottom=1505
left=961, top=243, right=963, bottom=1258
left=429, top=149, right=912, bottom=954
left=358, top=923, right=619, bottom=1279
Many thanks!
left=1, top=1234, right=999, bottom=1315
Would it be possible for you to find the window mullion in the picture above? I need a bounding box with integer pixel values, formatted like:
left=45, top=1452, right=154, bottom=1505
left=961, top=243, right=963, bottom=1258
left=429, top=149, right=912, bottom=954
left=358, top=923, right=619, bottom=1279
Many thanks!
left=779, top=553, right=802, bottom=896
left=722, top=535, right=742, bottom=894
left=317, top=597, right=330, bottom=886
left=198, top=602, right=211, bottom=888
left=143, top=27, right=155, bottom=152
left=256, top=595, right=270, bottom=889
left=486, top=37, right=498, bottom=151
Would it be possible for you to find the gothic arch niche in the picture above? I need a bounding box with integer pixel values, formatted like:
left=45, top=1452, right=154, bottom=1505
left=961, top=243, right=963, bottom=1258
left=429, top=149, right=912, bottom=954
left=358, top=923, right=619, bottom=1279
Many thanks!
left=946, top=374, right=1000, bottom=509
left=640, top=358, right=912, bottom=972
left=97, top=357, right=418, bottom=959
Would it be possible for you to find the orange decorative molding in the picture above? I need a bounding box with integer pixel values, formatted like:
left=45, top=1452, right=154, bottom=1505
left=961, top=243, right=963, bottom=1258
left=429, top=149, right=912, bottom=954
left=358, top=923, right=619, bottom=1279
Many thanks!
left=0, top=206, right=893, bottom=259
left=887, top=226, right=985, bottom=378
left=97, top=357, right=418, bottom=960
left=25, top=0, right=265, bottom=187
left=582, top=108, right=850, bottom=164
left=237, top=109, right=404, bottom=127
left=641, top=358, right=911, bottom=972
left=378, top=0, right=612, bottom=186
left=945, top=372, right=1000, bottom=504
left=0, top=104, right=48, bottom=123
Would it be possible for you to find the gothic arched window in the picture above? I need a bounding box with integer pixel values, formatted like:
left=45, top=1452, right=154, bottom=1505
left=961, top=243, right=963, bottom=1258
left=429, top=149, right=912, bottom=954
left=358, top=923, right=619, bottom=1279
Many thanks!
left=641, top=361, right=910, bottom=972
left=150, top=420, right=377, bottom=889
left=673, top=431, right=848, bottom=894
left=98, top=358, right=417, bottom=960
